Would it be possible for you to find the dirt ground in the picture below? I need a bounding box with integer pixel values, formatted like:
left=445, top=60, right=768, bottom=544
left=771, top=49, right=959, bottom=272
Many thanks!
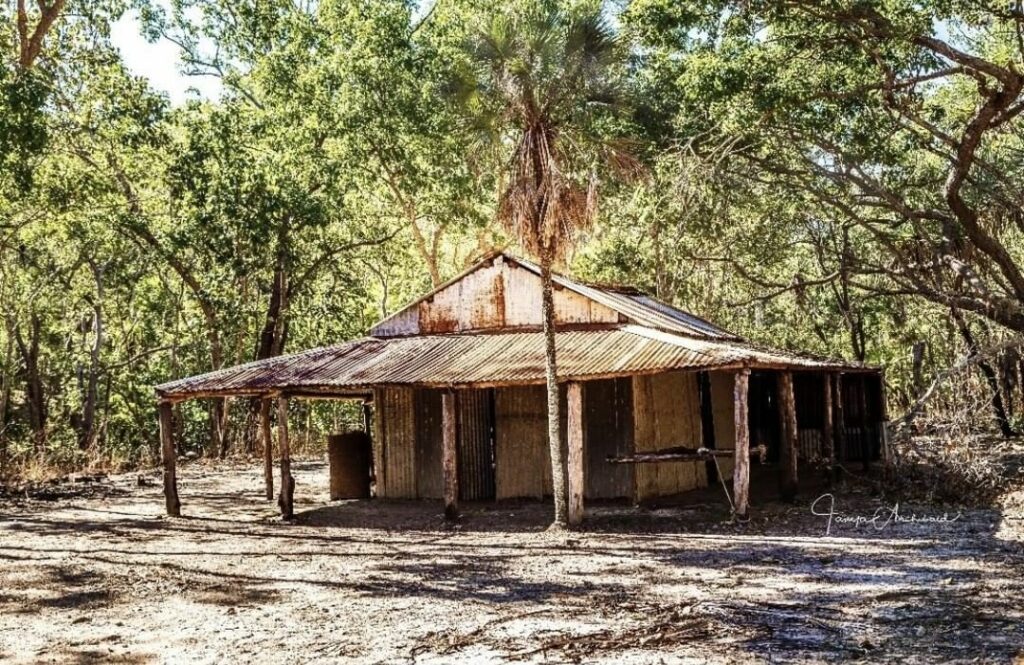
left=1, top=459, right=1023, bottom=664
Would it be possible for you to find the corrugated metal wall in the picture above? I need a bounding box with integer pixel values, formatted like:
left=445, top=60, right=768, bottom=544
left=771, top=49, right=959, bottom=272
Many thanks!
left=414, top=389, right=443, bottom=499
left=457, top=389, right=496, bottom=501
left=794, top=373, right=826, bottom=461
left=583, top=378, right=634, bottom=499
left=633, top=371, right=707, bottom=501
left=375, top=386, right=416, bottom=498
left=839, top=373, right=882, bottom=462
left=494, top=385, right=551, bottom=499
left=709, top=371, right=736, bottom=477
left=371, top=370, right=884, bottom=503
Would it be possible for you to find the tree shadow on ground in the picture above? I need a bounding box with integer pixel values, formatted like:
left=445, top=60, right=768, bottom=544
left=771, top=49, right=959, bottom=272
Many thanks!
left=2, top=458, right=1022, bottom=663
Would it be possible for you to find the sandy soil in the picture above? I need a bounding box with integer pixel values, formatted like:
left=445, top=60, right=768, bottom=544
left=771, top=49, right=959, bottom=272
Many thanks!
left=1, top=459, right=1022, bottom=664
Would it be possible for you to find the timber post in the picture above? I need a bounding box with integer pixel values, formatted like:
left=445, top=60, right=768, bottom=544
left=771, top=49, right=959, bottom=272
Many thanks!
left=566, top=381, right=584, bottom=527
left=260, top=397, right=274, bottom=501
left=732, top=368, right=751, bottom=520
left=441, top=390, right=458, bottom=521
left=822, top=374, right=835, bottom=487
left=778, top=372, right=799, bottom=502
left=159, top=400, right=180, bottom=517
left=834, top=373, right=847, bottom=482
left=860, top=374, right=872, bottom=473
left=277, top=396, right=294, bottom=520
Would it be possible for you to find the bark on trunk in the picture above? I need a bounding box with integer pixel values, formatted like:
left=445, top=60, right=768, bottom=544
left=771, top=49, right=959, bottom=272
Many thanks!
left=243, top=241, right=291, bottom=454
left=911, top=341, right=927, bottom=401
left=16, top=0, right=67, bottom=69
left=0, top=324, right=13, bottom=470
left=213, top=397, right=232, bottom=459
left=540, top=255, right=568, bottom=528
left=78, top=261, right=104, bottom=450
left=14, top=315, right=46, bottom=452
left=953, top=309, right=1017, bottom=437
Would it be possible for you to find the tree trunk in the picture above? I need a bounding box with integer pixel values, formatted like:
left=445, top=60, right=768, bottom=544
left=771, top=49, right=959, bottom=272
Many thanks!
left=911, top=341, right=927, bottom=401
left=952, top=309, right=1016, bottom=437
left=0, top=323, right=13, bottom=471
left=997, top=347, right=1019, bottom=421
left=78, top=261, right=104, bottom=450
left=14, top=315, right=46, bottom=452
left=243, top=240, right=291, bottom=454
left=105, top=154, right=234, bottom=458
left=213, top=397, right=232, bottom=459
left=540, top=254, right=567, bottom=528
left=15, top=0, right=67, bottom=69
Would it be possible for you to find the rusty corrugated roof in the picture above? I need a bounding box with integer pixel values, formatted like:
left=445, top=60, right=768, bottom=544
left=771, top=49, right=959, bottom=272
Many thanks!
left=155, top=325, right=872, bottom=399
left=368, top=251, right=742, bottom=341
left=511, top=255, right=741, bottom=340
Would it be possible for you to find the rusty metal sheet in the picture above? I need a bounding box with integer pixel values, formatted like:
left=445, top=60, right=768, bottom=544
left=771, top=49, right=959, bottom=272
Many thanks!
left=156, top=325, right=876, bottom=400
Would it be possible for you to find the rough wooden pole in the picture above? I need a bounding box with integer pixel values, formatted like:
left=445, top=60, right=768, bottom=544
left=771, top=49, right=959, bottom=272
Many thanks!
left=260, top=397, right=274, bottom=501
left=566, top=382, right=584, bottom=527
left=860, top=374, right=872, bottom=473
left=159, top=400, right=180, bottom=517
left=822, top=374, right=835, bottom=487
left=277, top=396, right=294, bottom=520
left=778, top=372, right=799, bottom=502
left=732, top=369, right=750, bottom=520
left=834, top=373, right=847, bottom=480
left=442, top=390, right=458, bottom=521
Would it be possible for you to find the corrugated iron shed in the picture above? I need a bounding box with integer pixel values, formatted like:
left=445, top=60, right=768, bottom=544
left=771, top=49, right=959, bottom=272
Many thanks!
left=155, top=325, right=873, bottom=400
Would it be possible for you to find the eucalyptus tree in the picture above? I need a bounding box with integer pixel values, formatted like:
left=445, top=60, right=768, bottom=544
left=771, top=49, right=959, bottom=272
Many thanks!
left=459, top=2, right=638, bottom=527
left=147, top=1, right=432, bottom=454
left=625, top=0, right=1024, bottom=334
left=617, top=0, right=1024, bottom=429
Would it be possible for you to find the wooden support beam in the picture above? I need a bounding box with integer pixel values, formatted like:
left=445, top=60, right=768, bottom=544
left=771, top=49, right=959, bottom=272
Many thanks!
left=778, top=372, right=799, bottom=502
left=566, top=382, right=584, bottom=527
left=159, top=401, right=180, bottom=517
left=442, top=390, right=458, bottom=521
left=260, top=398, right=274, bottom=501
left=607, top=446, right=765, bottom=464
left=732, top=369, right=750, bottom=520
left=277, top=397, right=294, bottom=520
left=834, top=373, right=847, bottom=479
left=860, top=374, right=872, bottom=473
left=822, top=374, right=835, bottom=487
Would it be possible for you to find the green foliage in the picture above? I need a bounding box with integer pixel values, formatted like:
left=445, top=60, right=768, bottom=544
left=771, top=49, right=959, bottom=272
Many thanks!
left=2, top=0, right=1023, bottom=479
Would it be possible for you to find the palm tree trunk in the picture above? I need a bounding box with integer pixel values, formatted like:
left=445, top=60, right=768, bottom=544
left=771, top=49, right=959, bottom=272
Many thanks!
left=540, top=255, right=568, bottom=527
